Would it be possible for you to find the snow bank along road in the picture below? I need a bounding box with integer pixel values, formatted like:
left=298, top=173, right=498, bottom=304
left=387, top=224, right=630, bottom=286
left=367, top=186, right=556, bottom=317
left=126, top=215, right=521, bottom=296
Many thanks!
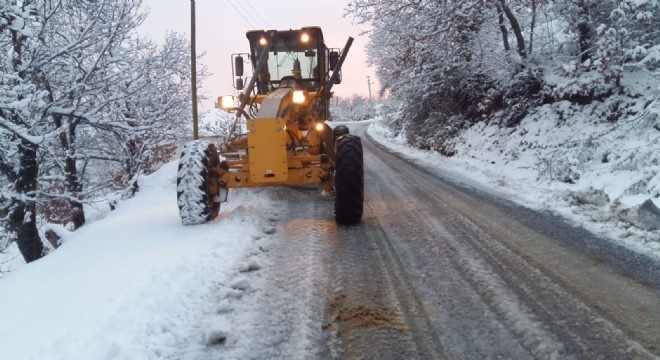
left=236, top=123, right=660, bottom=359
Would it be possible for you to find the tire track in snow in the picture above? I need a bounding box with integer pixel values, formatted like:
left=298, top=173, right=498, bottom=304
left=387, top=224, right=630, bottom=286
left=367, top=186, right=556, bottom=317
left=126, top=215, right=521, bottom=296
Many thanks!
left=217, top=187, right=334, bottom=359
left=363, top=198, right=545, bottom=359
left=360, top=134, right=546, bottom=358
left=360, top=124, right=660, bottom=359
left=439, top=203, right=658, bottom=359
left=320, top=208, right=449, bottom=360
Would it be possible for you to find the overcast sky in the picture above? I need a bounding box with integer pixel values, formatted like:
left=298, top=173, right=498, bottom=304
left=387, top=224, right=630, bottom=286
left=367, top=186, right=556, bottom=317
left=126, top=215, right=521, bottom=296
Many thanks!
left=138, top=0, right=377, bottom=110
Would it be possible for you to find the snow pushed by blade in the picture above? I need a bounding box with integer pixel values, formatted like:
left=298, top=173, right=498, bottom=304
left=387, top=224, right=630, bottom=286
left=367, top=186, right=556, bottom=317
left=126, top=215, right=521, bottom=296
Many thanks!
left=0, top=160, right=280, bottom=360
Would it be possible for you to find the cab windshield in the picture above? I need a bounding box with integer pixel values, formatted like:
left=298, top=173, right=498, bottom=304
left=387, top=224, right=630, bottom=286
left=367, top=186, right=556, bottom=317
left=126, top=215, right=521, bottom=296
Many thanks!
left=251, top=32, right=321, bottom=91
left=268, top=48, right=318, bottom=81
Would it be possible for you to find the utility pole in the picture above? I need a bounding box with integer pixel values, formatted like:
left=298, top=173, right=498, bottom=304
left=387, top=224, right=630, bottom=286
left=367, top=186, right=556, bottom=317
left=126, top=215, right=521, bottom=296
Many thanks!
left=367, top=76, right=375, bottom=102
left=190, top=0, right=199, bottom=140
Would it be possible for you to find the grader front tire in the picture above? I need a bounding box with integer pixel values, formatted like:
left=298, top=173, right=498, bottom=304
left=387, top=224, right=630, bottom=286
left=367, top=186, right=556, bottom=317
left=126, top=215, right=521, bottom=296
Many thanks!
left=334, top=134, right=364, bottom=225
left=177, top=141, right=220, bottom=225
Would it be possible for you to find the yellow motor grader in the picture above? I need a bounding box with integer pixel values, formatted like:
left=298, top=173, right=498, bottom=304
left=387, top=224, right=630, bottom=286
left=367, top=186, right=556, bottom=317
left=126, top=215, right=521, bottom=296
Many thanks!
left=177, top=27, right=363, bottom=225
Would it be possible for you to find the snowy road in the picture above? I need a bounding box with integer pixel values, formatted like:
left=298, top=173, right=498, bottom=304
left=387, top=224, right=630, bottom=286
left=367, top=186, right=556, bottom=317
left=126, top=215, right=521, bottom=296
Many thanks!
left=229, top=123, right=660, bottom=359
left=2, top=123, right=659, bottom=360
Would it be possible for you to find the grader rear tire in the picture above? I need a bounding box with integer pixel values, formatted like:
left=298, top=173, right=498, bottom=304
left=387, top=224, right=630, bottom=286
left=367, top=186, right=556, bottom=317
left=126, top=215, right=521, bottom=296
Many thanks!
left=334, top=135, right=364, bottom=225
left=177, top=140, right=220, bottom=225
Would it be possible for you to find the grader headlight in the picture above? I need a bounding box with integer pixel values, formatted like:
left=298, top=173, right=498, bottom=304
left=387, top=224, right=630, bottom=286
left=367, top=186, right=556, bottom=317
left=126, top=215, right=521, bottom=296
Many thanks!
left=219, top=95, right=236, bottom=109
left=300, top=32, right=310, bottom=43
left=314, top=122, right=324, bottom=131
left=292, top=90, right=306, bottom=104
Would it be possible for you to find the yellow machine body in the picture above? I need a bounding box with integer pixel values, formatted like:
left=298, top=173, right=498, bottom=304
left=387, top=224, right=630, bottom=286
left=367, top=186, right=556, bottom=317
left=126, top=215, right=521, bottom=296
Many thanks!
left=216, top=89, right=331, bottom=191
left=213, top=27, right=350, bottom=194
left=177, top=26, right=358, bottom=226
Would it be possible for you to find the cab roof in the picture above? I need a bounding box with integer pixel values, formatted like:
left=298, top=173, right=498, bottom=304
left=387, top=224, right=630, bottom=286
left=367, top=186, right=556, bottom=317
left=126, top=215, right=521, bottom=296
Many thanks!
left=246, top=26, right=325, bottom=45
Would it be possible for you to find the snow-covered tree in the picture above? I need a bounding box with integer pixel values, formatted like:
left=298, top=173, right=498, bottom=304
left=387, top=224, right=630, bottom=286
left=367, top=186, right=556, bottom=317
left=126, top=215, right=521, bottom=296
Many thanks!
left=1, top=0, right=51, bottom=262
left=94, top=32, right=202, bottom=197
left=330, top=94, right=375, bottom=122
left=348, top=0, right=540, bottom=148
left=593, top=0, right=660, bottom=88
left=34, top=0, right=146, bottom=230
left=349, top=0, right=660, bottom=150
left=1, top=0, right=201, bottom=262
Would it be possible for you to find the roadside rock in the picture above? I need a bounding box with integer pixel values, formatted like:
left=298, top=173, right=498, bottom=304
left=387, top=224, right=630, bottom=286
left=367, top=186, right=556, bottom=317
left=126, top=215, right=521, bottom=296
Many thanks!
left=45, top=229, right=61, bottom=248
left=573, top=188, right=610, bottom=206
left=622, top=179, right=648, bottom=197
left=618, top=199, right=660, bottom=231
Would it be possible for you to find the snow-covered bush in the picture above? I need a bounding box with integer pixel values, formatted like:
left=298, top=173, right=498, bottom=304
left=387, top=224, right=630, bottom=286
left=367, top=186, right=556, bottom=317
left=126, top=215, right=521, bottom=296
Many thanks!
left=199, top=108, right=237, bottom=138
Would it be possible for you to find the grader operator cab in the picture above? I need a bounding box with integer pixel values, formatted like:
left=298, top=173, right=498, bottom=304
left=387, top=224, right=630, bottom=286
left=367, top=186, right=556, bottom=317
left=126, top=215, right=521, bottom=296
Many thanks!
left=177, top=27, right=363, bottom=226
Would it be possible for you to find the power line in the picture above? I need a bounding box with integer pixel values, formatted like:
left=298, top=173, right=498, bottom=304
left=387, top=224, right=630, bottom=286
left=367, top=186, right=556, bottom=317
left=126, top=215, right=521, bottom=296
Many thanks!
left=227, top=0, right=259, bottom=29
left=223, top=0, right=258, bottom=29
left=242, top=1, right=269, bottom=29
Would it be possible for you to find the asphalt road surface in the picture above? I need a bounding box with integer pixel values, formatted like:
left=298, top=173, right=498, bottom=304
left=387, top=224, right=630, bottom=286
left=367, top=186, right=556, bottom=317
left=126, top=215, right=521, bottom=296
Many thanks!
left=229, top=123, right=660, bottom=360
